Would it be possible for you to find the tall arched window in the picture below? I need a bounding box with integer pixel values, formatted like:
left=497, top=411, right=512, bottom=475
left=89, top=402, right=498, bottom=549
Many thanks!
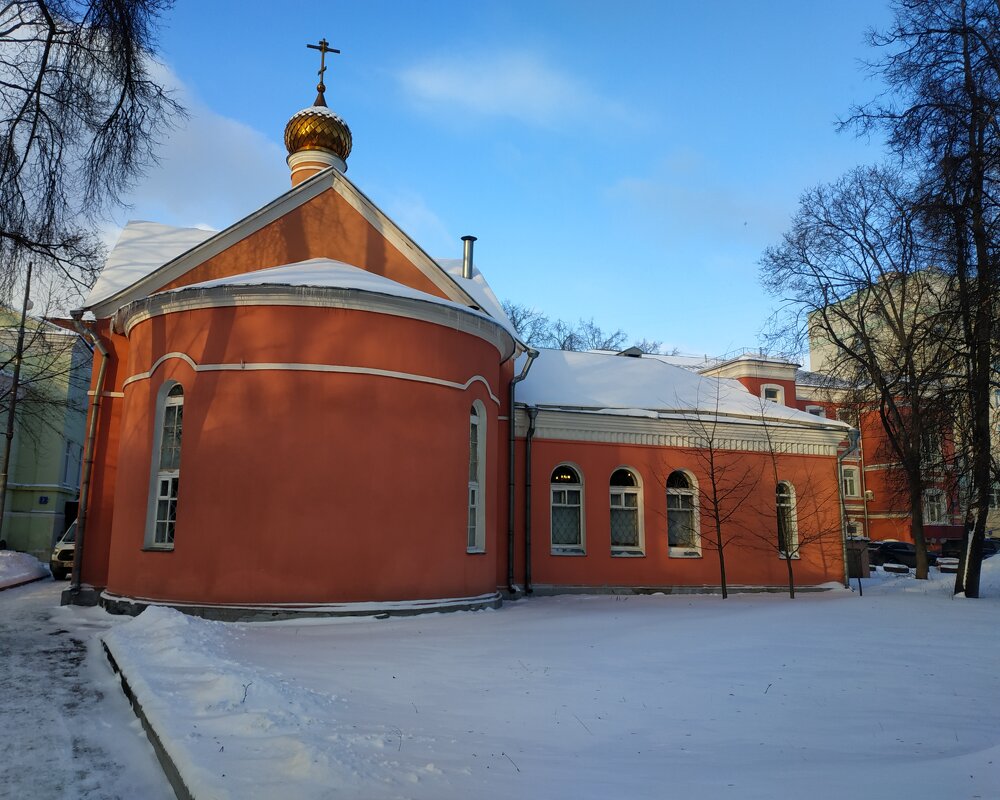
left=146, top=383, right=184, bottom=548
left=610, top=468, right=643, bottom=555
left=776, top=481, right=798, bottom=558
left=467, top=402, right=486, bottom=552
left=551, top=465, right=584, bottom=554
left=666, top=470, right=700, bottom=556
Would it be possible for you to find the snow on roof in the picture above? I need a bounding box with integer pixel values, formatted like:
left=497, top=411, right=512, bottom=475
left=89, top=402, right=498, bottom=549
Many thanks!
left=518, top=349, right=848, bottom=427
left=436, top=258, right=517, bottom=338
left=85, top=221, right=216, bottom=309
left=159, top=258, right=511, bottom=330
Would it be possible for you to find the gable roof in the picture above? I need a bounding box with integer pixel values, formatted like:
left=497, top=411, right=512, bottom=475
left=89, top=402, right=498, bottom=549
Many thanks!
left=82, top=167, right=479, bottom=319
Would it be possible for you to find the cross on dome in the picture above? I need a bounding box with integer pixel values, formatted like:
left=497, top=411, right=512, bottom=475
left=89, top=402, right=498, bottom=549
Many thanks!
left=306, top=38, right=340, bottom=106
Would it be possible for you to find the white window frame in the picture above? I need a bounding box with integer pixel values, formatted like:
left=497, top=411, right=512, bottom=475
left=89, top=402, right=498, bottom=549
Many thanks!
left=61, top=440, right=81, bottom=489
left=776, top=481, right=799, bottom=559
left=805, top=405, right=826, bottom=417
left=761, top=384, right=784, bottom=405
left=841, top=466, right=860, bottom=498
left=990, top=483, right=1000, bottom=510
left=467, top=401, right=487, bottom=553
left=924, top=490, right=946, bottom=525
left=144, top=381, right=184, bottom=549
left=550, top=463, right=585, bottom=555
left=609, top=467, right=644, bottom=556
left=666, top=469, right=701, bottom=557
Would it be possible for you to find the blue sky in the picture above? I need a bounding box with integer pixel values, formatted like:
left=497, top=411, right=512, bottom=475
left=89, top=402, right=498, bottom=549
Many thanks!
left=118, top=0, right=894, bottom=356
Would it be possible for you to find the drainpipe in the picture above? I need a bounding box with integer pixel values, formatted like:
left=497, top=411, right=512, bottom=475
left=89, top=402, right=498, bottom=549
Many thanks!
left=838, top=428, right=861, bottom=589
left=507, top=348, right=538, bottom=596
left=68, top=311, right=109, bottom=597
left=524, top=406, right=538, bottom=594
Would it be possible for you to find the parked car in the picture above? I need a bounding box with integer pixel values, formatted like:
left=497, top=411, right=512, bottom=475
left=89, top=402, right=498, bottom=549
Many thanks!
left=940, top=538, right=1000, bottom=559
left=869, top=540, right=938, bottom=568
left=49, top=521, right=76, bottom=580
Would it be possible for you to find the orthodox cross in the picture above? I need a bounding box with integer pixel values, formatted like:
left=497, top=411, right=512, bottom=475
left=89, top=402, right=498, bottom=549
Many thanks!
left=306, top=38, right=340, bottom=100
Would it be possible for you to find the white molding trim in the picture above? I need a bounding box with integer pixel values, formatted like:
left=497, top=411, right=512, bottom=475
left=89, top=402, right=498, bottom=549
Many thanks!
left=88, top=169, right=477, bottom=318
left=514, top=408, right=844, bottom=456
left=286, top=149, right=345, bottom=176
left=116, top=284, right=515, bottom=360
left=87, top=390, right=125, bottom=398
left=122, top=351, right=502, bottom=406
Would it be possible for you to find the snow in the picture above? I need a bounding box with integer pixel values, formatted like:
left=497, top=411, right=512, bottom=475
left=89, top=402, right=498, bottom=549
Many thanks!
left=101, top=562, right=1000, bottom=799
left=0, top=581, right=173, bottom=798
left=84, top=221, right=216, bottom=310
left=158, top=259, right=515, bottom=337
left=436, top=258, right=517, bottom=337
left=518, top=349, right=849, bottom=428
left=0, top=550, right=48, bottom=589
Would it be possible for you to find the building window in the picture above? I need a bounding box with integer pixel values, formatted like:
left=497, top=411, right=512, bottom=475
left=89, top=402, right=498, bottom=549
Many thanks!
left=666, top=470, right=700, bottom=556
left=836, top=408, right=858, bottom=427
left=61, top=441, right=82, bottom=488
left=841, top=467, right=860, bottom=498
left=990, top=484, right=1000, bottom=510
left=761, top=384, right=784, bottom=404
left=610, top=468, right=643, bottom=555
left=920, top=430, right=942, bottom=467
left=551, top=465, right=584, bottom=554
left=805, top=405, right=826, bottom=417
left=776, top=481, right=798, bottom=558
left=924, top=490, right=946, bottom=525
left=467, top=403, right=486, bottom=552
left=146, top=383, right=184, bottom=548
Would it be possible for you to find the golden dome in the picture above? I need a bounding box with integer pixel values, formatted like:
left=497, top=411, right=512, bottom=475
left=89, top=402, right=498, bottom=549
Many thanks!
left=284, top=103, right=352, bottom=161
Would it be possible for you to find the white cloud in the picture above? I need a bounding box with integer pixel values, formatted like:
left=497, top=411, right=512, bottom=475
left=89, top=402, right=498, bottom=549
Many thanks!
left=607, top=153, right=790, bottom=242
left=397, top=50, right=634, bottom=129
left=115, top=62, right=289, bottom=232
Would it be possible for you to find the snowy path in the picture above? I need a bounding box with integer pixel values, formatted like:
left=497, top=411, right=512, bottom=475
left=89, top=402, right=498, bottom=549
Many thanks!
left=0, top=581, right=173, bottom=800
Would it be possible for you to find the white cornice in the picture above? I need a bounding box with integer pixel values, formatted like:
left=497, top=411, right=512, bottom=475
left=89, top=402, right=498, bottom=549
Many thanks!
left=89, top=168, right=478, bottom=319
left=514, top=408, right=845, bottom=456
left=116, top=284, right=516, bottom=360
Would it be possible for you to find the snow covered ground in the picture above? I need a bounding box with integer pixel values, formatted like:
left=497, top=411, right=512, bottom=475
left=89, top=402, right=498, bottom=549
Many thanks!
left=0, top=549, right=48, bottom=589
left=101, top=564, right=1000, bottom=800
left=0, top=580, right=172, bottom=800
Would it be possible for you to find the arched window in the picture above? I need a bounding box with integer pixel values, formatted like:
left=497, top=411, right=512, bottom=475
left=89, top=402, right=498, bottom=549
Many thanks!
left=467, top=403, right=486, bottom=552
left=551, top=465, right=584, bottom=554
left=146, top=383, right=184, bottom=548
left=610, top=468, right=643, bottom=555
left=776, top=481, right=798, bottom=558
left=666, top=470, right=700, bottom=556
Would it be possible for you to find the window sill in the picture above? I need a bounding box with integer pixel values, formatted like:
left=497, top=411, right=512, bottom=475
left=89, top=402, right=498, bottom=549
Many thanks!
left=466, top=547, right=486, bottom=555
left=778, top=553, right=800, bottom=560
left=611, top=549, right=645, bottom=558
left=669, top=548, right=702, bottom=558
left=141, top=545, right=174, bottom=552
left=551, top=547, right=586, bottom=556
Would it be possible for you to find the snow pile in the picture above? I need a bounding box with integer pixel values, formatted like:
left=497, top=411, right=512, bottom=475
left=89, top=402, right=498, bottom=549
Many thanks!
left=0, top=550, right=48, bottom=589
left=102, top=568, right=1000, bottom=800
left=103, top=606, right=431, bottom=799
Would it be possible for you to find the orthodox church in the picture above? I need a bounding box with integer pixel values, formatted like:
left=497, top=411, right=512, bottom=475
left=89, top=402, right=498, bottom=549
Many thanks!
left=66, top=51, right=852, bottom=616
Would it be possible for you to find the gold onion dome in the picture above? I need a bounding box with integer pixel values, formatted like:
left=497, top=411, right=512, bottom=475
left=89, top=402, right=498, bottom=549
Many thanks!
left=284, top=91, right=352, bottom=161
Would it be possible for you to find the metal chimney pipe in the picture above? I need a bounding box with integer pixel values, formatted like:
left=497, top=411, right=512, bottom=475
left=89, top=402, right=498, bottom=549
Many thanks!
left=461, top=235, right=477, bottom=279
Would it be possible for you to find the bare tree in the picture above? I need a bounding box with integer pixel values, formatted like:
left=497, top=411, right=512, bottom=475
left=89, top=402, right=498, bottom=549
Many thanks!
left=669, top=381, right=760, bottom=598
left=760, top=166, right=959, bottom=579
left=750, top=401, right=846, bottom=598
left=500, top=300, right=550, bottom=346
left=0, top=0, right=181, bottom=297
left=845, top=0, right=1000, bottom=597
left=501, top=301, right=630, bottom=352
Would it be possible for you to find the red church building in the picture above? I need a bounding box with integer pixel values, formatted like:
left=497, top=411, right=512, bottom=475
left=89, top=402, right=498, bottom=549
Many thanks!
left=64, top=74, right=854, bottom=617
